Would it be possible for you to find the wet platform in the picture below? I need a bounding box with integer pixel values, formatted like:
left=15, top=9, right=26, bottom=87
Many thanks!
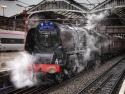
left=119, top=79, right=125, bottom=94
left=0, top=52, right=20, bottom=71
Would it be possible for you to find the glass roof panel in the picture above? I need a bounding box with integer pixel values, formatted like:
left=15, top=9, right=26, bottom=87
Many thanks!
left=74, top=0, right=106, bottom=9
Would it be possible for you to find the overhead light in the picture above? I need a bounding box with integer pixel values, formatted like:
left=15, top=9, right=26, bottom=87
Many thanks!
left=0, top=5, right=7, bottom=16
left=0, top=5, right=7, bottom=8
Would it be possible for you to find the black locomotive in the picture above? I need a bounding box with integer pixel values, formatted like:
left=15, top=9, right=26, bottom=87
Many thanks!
left=25, top=13, right=125, bottom=85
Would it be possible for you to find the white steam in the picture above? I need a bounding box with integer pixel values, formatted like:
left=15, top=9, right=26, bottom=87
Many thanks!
left=59, top=11, right=109, bottom=72
left=85, top=11, right=108, bottom=30
left=83, top=11, right=108, bottom=60
left=84, top=31, right=98, bottom=61
left=7, top=52, right=36, bottom=88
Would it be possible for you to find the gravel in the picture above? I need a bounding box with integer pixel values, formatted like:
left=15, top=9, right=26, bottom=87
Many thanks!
left=47, top=55, right=124, bottom=94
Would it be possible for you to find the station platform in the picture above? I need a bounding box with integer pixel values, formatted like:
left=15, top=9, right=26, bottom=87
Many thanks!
left=119, top=79, right=125, bottom=94
left=0, top=52, right=20, bottom=72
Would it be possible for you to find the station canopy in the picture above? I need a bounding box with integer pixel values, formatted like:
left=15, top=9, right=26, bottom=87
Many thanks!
left=74, top=0, right=106, bottom=9
left=27, top=0, right=106, bottom=20
left=0, top=0, right=106, bottom=17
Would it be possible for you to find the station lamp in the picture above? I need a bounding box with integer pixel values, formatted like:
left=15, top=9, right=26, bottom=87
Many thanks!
left=0, top=5, right=7, bottom=16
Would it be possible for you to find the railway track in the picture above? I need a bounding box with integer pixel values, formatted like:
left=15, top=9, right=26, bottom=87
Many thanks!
left=1, top=56, right=124, bottom=94
left=23, top=76, right=83, bottom=94
left=18, top=56, right=124, bottom=94
left=0, top=71, right=15, bottom=94
left=77, top=57, right=125, bottom=94
left=0, top=70, right=38, bottom=94
left=6, top=67, right=87, bottom=94
left=26, top=56, right=125, bottom=94
left=110, top=69, right=125, bottom=94
left=6, top=72, right=84, bottom=94
left=7, top=85, right=50, bottom=94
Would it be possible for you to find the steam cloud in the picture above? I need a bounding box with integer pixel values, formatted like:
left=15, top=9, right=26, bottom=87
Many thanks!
left=7, top=52, right=36, bottom=88
left=59, top=11, right=109, bottom=72
left=84, top=11, right=109, bottom=60
left=85, top=11, right=108, bottom=30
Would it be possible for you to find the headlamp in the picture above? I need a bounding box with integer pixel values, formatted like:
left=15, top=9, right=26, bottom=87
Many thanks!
left=47, top=67, right=56, bottom=74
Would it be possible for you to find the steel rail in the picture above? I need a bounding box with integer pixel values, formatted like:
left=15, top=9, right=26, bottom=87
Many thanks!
left=7, top=86, right=37, bottom=94
left=26, top=70, right=88, bottom=94
left=92, top=74, right=113, bottom=94
left=6, top=56, right=125, bottom=94
left=77, top=57, right=125, bottom=94
left=7, top=72, right=83, bottom=94
left=31, top=57, right=125, bottom=94
left=20, top=86, right=49, bottom=94
left=0, top=73, right=14, bottom=93
left=109, top=69, right=125, bottom=94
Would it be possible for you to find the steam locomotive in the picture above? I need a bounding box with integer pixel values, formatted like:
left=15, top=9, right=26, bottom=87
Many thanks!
left=25, top=14, right=125, bottom=85
left=25, top=20, right=89, bottom=84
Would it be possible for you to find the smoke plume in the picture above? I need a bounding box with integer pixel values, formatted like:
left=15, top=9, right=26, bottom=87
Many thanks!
left=7, top=52, right=36, bottom=88
left=59, top=11, right=109, bottom=72
left=85, top=11, right=108, bottom=30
